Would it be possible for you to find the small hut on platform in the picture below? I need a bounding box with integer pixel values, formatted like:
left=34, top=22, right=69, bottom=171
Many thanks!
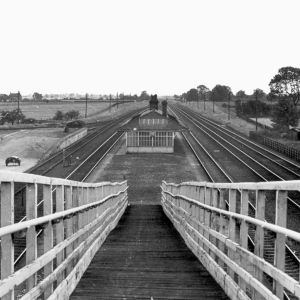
left=123, top=109, right=183, bottom=153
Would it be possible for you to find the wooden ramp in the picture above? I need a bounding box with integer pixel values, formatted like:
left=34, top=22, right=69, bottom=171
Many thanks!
left=70, top=205, right=229, bottom=300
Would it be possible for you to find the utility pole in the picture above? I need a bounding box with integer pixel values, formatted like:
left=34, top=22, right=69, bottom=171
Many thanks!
left=212, top=95, right=215, bottom=113
left=116, top=92, right=119, bottom=109
left=85, top=93, right=88, bottom=118
left=255, top=90, right=258, bottom=131
left=228, top=92, right=231, bottom=120
left=17, top=91, right=20, bottom=124
left=204, top=94, right=206, bottom=111
left=109, top=94, right=112, bottom=113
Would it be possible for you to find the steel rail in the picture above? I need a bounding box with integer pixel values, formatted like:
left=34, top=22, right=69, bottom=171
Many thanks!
left=14, top=130, right=123, bottom=265
left=181, top=104, right=300, bottom=171
left=12, top=109, right=140, bottom=266
left=174, top=104, right=300, bottom=210
left=172, top=105, right=270, bottom=181
left=171, top=107, right=257, bottom=249
left=181, top=105, right=300, bottom=179
left=171, top=104, right=300, bottom=282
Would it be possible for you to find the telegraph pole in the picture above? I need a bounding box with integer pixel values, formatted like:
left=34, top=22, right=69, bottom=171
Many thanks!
left=255, top=90, right=258, bottom=131
left=85, top=93, right=88, bottom=118
left=17, top=91, right=20, bottom=124
left=109, top=94, right=112, bottom=113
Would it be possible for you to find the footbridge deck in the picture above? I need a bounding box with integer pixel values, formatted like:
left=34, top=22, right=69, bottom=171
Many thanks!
left=71, top=205, right=227, bottom=299
left=0, top=172, right=300, bottom=300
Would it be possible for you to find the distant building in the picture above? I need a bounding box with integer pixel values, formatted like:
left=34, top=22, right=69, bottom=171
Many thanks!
left=0, top=94, right=9, bottom=102
left=9, top=92, right=22, bottom=102
left=123, top=109, right=183, bottom=153
left=33, top=92, right=43, bottom=101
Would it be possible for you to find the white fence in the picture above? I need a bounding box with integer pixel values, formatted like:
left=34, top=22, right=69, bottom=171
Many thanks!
left=0, top=171, right=127, bottom=299
left=161, top=180, right=300, bottom=300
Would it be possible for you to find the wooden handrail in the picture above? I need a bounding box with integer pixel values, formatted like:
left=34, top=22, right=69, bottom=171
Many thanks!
left=0, top=188, right=127, bottom=238
left=161, top=180, right=300, bottom=300
left=162, top=179, right=300, bottom=191
left=0, top=194, right=127, bottom=298
left=0, top=170, right=126, bottom=187
left=0, top=171, right=128, bottom=300
left=162, top=187, right=300, bottom=243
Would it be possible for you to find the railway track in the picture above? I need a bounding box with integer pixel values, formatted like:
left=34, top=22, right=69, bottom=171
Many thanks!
left=9, top=107, right=146, bottom=270
left=170, top=104, right=300, bottom=299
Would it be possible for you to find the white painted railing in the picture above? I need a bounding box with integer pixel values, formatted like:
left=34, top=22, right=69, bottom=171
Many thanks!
left=0, top=171, right=128, bottom=300
left=161, top=180, right=300, bottom=300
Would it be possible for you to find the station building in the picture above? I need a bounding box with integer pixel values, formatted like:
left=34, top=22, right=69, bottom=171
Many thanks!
left=123, top=109, right=183, bottom=153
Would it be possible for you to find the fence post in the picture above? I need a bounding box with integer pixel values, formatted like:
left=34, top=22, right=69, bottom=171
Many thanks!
left=240, top=189, right=251, bottom=295
left=55, top=185, right=65, bottom=284
left=218, top=189, right=226, bottom=271
left=83, top=187, right=89, bottom=241
left=228, top=188, right=237, bottom=280
left=65, top=185, right=73, bottom=276
left=274, top=190, right=287, bottom=300
left=72, top=185, right=79, bottom=265
left=43, top=183, right=53, bottom=298
left=26, top=182, right=37, bottom=291
left=204, top=186, right=211, bottom=255
left=1, top=181, right=14, bottom=300
left=210, top=188, right=218, bottom=262
left=254, top=190, right=265, bottom=300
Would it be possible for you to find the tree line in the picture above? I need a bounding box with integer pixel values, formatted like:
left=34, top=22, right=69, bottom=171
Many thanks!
left=182, top=66, right=300, bottom=130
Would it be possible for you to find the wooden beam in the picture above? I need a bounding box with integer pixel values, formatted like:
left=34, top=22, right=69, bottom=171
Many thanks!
left=26, top=183, right=37, bottom=291
left=55, top=185, right=65, bottom=284
left=274, top=190, right=287, bottom=300
left=1, top=181, right=15, bottom=300
left=43, top=184, right=53, bottom=298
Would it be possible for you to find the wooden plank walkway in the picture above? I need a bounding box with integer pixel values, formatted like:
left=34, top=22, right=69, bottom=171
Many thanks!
left=70, top=205, right=229, bottom=299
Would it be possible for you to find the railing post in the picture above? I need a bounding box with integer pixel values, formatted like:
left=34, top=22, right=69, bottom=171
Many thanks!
left=1, top=181, right=14, bottom=300
left=210, top=188, right=218, bottom=261
left=78, top=187, right=84, bottom=241
left=194, top=186, right=201, bottom=247
left=26, top=182, right=37, bottom=291
left=274, top=190, right=287, bottom=300
left=199, top=186, right=205, bottom=249
left=64, top=185, right=73, bottom=276
left=72, top=185, right=79, bottom=265
left=43, top=183, right=53, bottom=298
left=254, top=190, right=265, bottom=300
left=190, top=186, right=198, bottom=246
left=228, top=188, right=238, bottom=280
left=55, top=185, right=65, bottom=284
left=218, top=189, right=226, bottom=270
left=204, top=186, right=211, bottom=254
left=240, top=189, right=252, bottom=295
left=83, top=187, right=89, bottom=241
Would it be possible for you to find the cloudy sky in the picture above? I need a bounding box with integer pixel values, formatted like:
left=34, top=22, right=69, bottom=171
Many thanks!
left=0, top=0, right=299, bottom=96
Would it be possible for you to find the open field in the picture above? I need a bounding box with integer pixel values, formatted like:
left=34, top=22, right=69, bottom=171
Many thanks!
left=0, top=101, right=147, bottom=172
left=0, top=100, right=142, bottom=120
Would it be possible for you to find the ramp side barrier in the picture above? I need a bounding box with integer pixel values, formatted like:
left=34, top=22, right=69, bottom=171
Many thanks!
left=161, top=180, right=300, bottom=300
left=0, top=171, right=128, bottom=300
